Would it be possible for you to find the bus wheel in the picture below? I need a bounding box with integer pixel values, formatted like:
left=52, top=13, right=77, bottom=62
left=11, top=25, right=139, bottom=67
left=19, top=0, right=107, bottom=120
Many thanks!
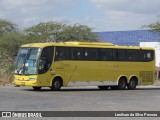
left=98, top=86, right=109, bottom=90
left=128, top=78, right=137, bottom=90
left=32, top=87, right=41, bottom=91
left=51, top=78, right=62, bottom=91
left=118, top=77, right=127, bottom=90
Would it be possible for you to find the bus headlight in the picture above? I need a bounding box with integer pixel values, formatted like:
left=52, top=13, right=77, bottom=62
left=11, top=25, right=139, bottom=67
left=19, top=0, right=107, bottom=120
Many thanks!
left=14, top=78, right=19, bottom=80
left=29, top=78, right=36, bottom=81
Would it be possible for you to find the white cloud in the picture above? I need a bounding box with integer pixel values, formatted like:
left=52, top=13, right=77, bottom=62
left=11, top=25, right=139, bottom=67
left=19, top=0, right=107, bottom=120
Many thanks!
left=1, top=0, right=46, bottom=9
left=0, top=0, right=159, bottom=31
left=0, top=0, right=77, bottom=28
left=91, top=0, right=160, bottom=15
left=89, top=0, right=160, bottom=31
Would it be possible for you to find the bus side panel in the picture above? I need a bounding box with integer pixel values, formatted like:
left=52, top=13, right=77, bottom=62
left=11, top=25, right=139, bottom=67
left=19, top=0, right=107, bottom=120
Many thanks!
left=83, top=61, right=98, bottom=82
left=37, top=74, right=51, bottom=87
left=114, top=62, right=140, bottom=82
left=63, top=61, right=98, bottom=86
left=114, top=61, right=155, bottom=85
left=63, top=61, right=84, bottom=86
left=99, top=61, right=117, bottom=83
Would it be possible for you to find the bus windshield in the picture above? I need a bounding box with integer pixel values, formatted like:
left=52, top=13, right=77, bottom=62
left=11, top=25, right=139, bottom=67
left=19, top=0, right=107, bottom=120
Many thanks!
left=15, top=47, right=41, bottom=75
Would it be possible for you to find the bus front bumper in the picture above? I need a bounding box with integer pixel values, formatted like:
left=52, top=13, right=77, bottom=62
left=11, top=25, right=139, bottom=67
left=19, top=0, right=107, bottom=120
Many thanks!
left=14, top=80, right=38, bottom=86
left=14, top=75, right=39, bottom=87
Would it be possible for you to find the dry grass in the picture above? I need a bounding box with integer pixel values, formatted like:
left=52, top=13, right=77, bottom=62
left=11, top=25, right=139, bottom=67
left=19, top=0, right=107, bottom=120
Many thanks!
left=0, top=72, right=14, bottom=86
left=0, top=62, right=14, bottom=86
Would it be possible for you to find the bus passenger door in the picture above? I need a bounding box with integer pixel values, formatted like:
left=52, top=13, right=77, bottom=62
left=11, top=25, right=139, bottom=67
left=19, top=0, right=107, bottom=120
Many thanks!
left=38, top=46, right=54, bottom=86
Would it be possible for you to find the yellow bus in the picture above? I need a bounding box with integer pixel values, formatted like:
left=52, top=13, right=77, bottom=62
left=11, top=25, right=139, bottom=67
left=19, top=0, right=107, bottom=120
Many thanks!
left=14, top=42, right=155, bottom=91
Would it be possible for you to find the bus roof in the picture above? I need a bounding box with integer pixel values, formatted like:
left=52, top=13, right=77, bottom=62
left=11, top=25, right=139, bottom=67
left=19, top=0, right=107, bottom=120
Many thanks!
left=21, top=42, right=154, bottom=50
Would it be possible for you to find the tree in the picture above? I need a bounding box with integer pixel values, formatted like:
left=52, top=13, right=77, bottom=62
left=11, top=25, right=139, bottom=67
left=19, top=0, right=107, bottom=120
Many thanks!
left=62, top=24, right=98, bottom=42
left=0, top=19, right=17, bottom=36
left=0, top=31, right=26, bottom=61
left=0, top=19, right=26, bottom=61
left=25, top=21, right=66, bottom=42
left=25, top=21, right=99, bottom=42
left=143, top=16, right=160, bottom=32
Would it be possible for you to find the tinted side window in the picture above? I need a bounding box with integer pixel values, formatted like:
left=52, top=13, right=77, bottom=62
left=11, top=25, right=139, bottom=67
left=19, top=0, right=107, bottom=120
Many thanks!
left=99, top=49, right=112, bottom=61
left=146, top=50, right=154, bottom=61
left=70, top=47, right=84, bottom=60
left=84, top=48, right=98, bottom=61
left=139, top=50, right=154, bottom=62
left=117, top=50, right=125, bottom=61
left=112, top=49, right=118, bottom=61
left=126, top=50, right=138, bottom=61
left=55, top=47, right=69, bottom=61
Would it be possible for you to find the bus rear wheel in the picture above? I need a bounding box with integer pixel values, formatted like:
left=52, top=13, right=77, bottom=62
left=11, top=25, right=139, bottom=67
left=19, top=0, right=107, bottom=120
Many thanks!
left=51, top=78, right=62, bottom=91
left=98, top=86, right=109, bottom=90
left=128, top=78, right=137, bottom=90
left=118, top=77, right=127, bottom=90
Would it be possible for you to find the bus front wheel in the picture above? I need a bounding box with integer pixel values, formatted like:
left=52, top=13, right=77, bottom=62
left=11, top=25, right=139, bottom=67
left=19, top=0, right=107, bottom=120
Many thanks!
left=51, top=78, right=62, bottom=91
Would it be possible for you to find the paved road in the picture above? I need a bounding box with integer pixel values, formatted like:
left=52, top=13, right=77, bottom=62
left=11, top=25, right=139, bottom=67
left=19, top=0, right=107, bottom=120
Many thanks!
left=0, top=85, right=160, bottom=112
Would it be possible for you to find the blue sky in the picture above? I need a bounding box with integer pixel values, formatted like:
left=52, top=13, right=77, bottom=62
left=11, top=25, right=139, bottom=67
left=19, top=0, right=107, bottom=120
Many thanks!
left=0, top=0, right=160, bottom=32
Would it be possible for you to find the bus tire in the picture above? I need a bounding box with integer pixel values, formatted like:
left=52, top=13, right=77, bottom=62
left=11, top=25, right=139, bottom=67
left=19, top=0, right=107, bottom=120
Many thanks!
left=98, top=86, right=109, bottom=90
left=118, top=77, right=127, bottom=90
left=51, top=78, right=62, bottom=91
left=32, top=87, right=41, bottom=91
left=128, top=78, right=137, bottom=90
